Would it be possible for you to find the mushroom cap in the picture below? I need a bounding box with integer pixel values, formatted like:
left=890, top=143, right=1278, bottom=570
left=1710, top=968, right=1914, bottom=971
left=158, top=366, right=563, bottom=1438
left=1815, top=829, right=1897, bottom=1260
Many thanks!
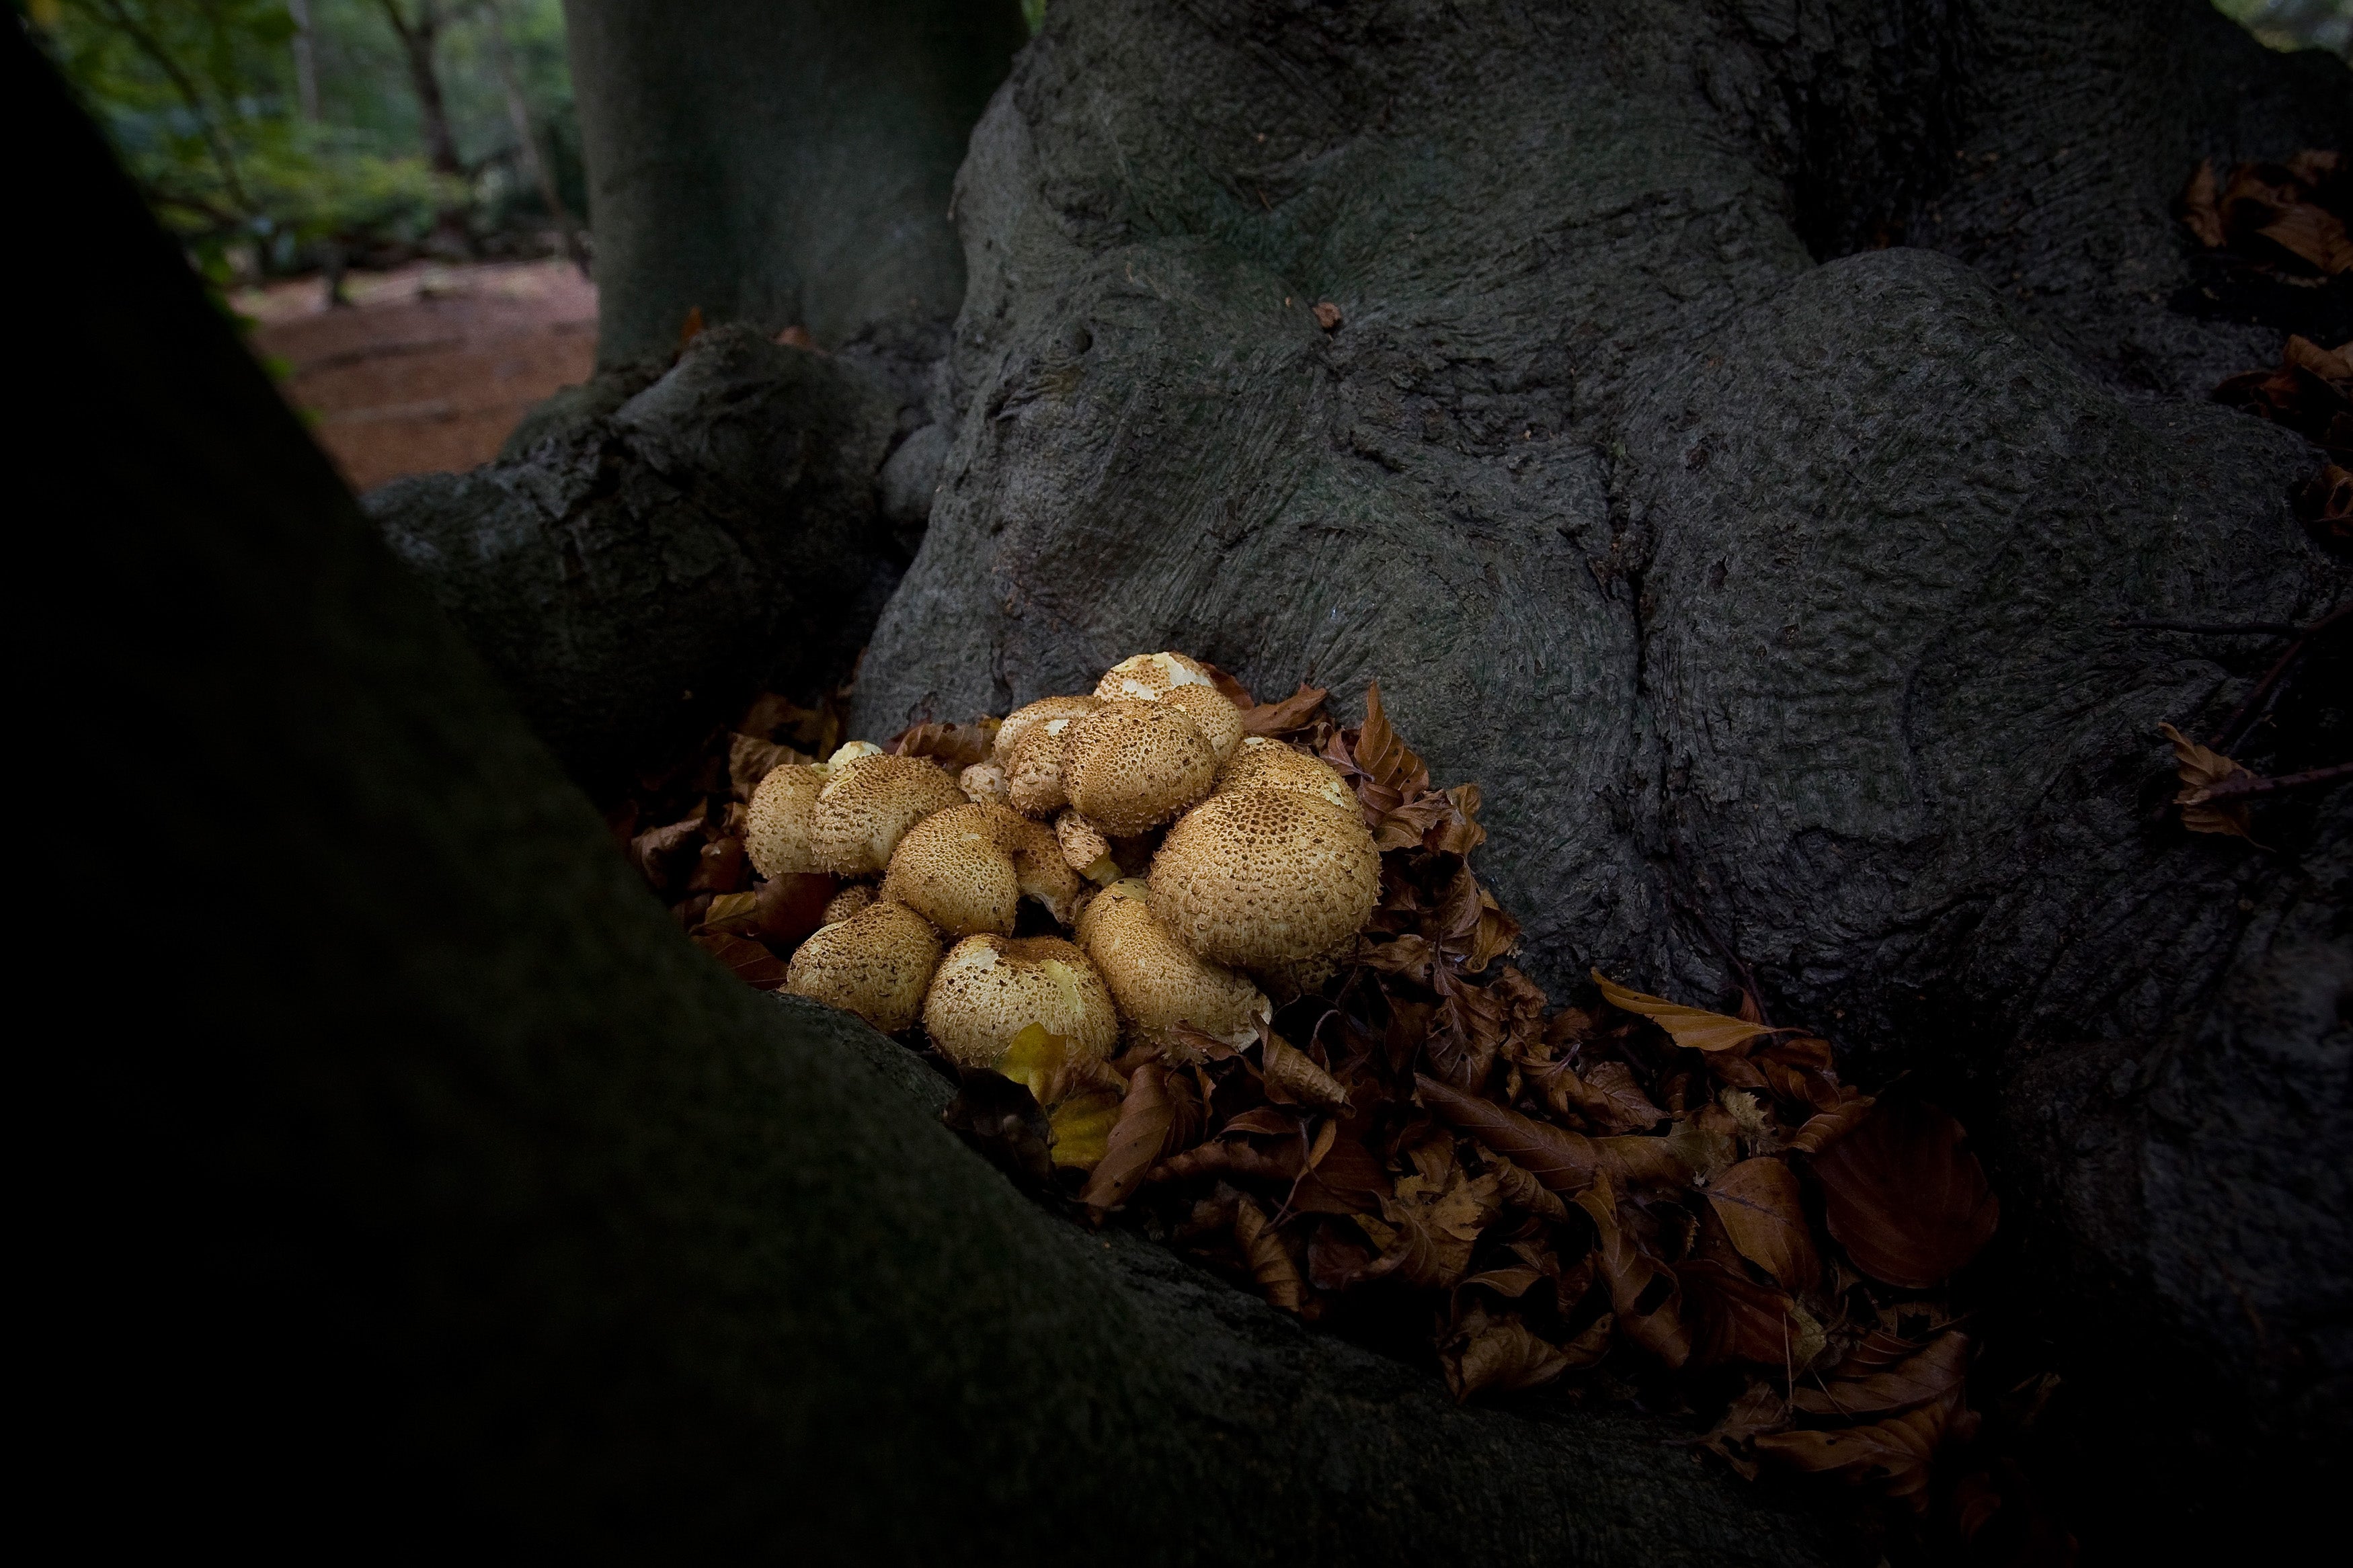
left=922, top=934, right=1119, bottom=1070
left=1061, top=699, right=1220, bottom=837
left=883, top=803, right=1023, bottom=936
left=993, top=695, right=1101, bottom=768
left=1075, top=880, right=1267, bottom=1046
left=1095, top=651, right=1220, bottom=703
left=1161, top=682, right=1244, bottom=762
left=820, top=882, right=877, bottom=925
left=809, top=753, right=965, bottom=875
left=882, top=802, right=1084, bottom=936
left=959, top=760, right=1010, bottom=806
left=1004, top=719, right=1081, bottom=818
left=1148, top=787, right=1380, bottom=970
left=746, top=762, right=828, bottom=878
left=1216, top=735, right=1356, bottom=813
left=1054, top=809, right=1119, bottom=881
left=784, top=899, right=943, bottom=1032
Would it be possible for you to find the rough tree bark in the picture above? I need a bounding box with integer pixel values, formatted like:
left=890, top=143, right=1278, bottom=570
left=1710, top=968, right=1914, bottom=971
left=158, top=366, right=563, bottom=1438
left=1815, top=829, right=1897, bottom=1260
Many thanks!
left=21, top=30, right=1845, bottom=1566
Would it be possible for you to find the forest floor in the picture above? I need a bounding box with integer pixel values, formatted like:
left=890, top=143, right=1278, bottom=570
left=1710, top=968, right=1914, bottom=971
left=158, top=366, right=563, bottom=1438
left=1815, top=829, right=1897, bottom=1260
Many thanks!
left=237, top=257, right=597, bottom=493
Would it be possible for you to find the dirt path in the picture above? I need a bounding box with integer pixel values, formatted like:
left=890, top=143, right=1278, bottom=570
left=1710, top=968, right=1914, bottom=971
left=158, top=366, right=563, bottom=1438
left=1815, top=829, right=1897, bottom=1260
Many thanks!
left=238, top=258, right=598, bottom=493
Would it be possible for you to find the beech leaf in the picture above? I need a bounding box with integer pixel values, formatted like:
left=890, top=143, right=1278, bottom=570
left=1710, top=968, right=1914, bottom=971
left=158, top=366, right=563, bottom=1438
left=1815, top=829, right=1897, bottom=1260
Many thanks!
left=1441, top=1311, right=1570, bottom=1401
left=1793, top=1330, right=1970, bottom=1417
left=691, top=931, right=787, bottom=989
left=1591, top=969, right=1790, bottom=1053
left=1707, top=1157, right=1822, bottom=1292
left=1809, top=1100, right=1999, bottom=1288
left=1240, top=684, right=1328, bottom=737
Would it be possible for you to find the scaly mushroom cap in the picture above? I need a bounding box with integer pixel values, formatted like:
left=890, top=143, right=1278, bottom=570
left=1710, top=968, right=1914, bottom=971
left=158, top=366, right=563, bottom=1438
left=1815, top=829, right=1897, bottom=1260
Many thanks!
left=1075, top=879, right=1267, bottom=1047
left=959, top=760, right=1010, bottom=807
left=784, top=899, right=943, bottom=1032
left=820, top=882, right=877, bottom=925
left=1216, top=735, right=1356, bottom=813
left=993, top=695, right=1101, bottom=768
left=883, top=804, right=1023, bottom=936
left=883, top=803, right=1084, bottom=936
left=999, top=809, right=1087, bottom=924
left=1061, top=699, right=1219, bottom=837
left=745, top=762, right=828, bottom=878
left=1004, top=714, right=1092, bottom=818
left=809, top=753, right=965, bottom=875
left=1054, top=810, right=1119, bottom=882
left=1148, top=787, right=1380, bottom=971
left=1095, top=651, right=1220, bottom=702
left=1161, top=682, right=1244, bottom=762
left=922, top=934, right=1118, bottom=1070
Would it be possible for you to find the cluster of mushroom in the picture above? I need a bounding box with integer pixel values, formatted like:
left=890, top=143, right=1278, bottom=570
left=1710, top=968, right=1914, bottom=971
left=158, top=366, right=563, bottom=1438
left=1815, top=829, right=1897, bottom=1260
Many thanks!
left=746, top=653, right=1381, bottom=1078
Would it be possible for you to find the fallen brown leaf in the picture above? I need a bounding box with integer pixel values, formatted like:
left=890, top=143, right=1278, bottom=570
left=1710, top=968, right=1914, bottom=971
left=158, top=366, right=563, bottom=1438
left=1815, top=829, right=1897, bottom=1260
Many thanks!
left=1708, top=1157, right=1823, bottom=1292
left=1575, top=1171, right=1690, bottom=1368
left=1261, top=1032, right=1352, bottom=1111
left=1679, top=1257, right=1805, bottom=1367
left=1786, top=1094, right=1876, bottom=1155
left=1080, top=1062, right=1186, bottom=1212
left=1793, top=1329, right=1969, bottom=1417
left=692, top=931, right=787, bottom=989
left=1231, top=1190, right=1304, bottom=1311
left=1240, top=684, right=1329, bottom=736
left=1754, top=1389, right=1962, bottom=1514
left=1591, top=969, right=1789, bottom=1053
left=2159, top=721, right=2256, bottom=840
left=1441, top=1307, right=1571, bottom=1401
left=1809, top=1100, right=1999, bottom=1289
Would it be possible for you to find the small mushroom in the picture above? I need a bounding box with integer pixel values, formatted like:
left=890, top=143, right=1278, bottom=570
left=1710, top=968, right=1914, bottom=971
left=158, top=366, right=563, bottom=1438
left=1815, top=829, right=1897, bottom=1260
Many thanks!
left=745, top=761, right=828, bottom=878
left=820, top=882, right=877, bottom=925
left=1215, top=735, right=1356, bottom=813
left=882, top=802, right=1084, bottom=936
left=1160, top=682, right=1244, bottom=762
left=1148, top=787, right=1380, bottom=975
left=1060, top=698, right=1219, bottom=837
left=959, top=760, right=1010, bottom=806
left=784, top=899, right=943, bottom=1032
left=1004, top=720, right=1084, bottom=817
left=829, top=741, right=885, bottom=765
left=993, top=696, right=1101, bottom=772
left=1075, top=879, right=1267, bottom=1048
left=1054, top=809, right=1120, bottom=882
left=1094, top=651, right=1220, bottom=702
left=809, top=753, right=965, bottom=875
left=922, top=934, right=1119, bottom=1070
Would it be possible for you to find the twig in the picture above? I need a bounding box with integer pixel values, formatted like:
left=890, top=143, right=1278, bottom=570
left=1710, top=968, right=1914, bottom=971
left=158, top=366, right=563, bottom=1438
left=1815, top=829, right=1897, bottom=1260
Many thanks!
left=2182, top=759, right=2353, bottom=806
left=2112, top=618, right=2309, bottom=636
left=1672, top=895, right=1770, bottom=1028
left=2211, top=603, right=2349, bottom=753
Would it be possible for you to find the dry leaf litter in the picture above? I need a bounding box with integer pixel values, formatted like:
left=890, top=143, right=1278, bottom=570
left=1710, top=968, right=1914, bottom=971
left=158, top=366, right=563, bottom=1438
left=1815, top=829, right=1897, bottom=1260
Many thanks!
left=612, top=653, right=2107, bottom=1559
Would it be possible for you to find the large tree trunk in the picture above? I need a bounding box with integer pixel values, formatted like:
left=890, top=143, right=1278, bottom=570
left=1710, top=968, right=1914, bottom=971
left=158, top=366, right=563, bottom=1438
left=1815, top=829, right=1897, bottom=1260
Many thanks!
left=842, top=0, right=2350, bottom=1547
left=21, top=30, right=1843, bottom=1565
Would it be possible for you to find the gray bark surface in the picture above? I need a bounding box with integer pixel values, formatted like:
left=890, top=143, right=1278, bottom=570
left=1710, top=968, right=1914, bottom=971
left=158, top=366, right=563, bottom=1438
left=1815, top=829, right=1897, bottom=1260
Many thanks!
left=366, top=325, right=922, bottom=779
left=846, top=0, right=2353, bottom=1530
left=24, top=30, right=1846, bottom=1563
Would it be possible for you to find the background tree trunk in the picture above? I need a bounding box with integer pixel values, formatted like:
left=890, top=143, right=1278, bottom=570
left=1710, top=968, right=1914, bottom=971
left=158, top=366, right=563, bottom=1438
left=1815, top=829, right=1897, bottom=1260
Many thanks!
left=561, top=0, right=1031, bottom=362
left=21, top=28, right=1846, bottom=1565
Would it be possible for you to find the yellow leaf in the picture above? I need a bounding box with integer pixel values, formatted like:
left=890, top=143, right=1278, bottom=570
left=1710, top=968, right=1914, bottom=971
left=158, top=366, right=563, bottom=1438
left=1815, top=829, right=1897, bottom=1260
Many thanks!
left=1591, top=970, right=1784, bottom=1053
left=1047, top=1091, right=1120, bottom=1169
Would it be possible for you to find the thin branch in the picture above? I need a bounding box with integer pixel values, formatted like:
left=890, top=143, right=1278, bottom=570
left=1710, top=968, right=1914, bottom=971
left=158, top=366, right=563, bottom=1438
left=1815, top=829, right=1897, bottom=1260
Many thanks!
left=2182, top=760, right=2353, bottom=807
left=2212, top=602, right=2349, bottom=753
left=89, top=0, right=251, bottom=213
left=2111, top=618, right=2310, bottom=636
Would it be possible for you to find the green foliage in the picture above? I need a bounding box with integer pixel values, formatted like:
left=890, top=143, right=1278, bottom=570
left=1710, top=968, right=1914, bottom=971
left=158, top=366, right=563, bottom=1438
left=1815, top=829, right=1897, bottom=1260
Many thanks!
left=27, top=0, right=579, bottom=276
left=2213, top=0, right=2353, bottom=57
